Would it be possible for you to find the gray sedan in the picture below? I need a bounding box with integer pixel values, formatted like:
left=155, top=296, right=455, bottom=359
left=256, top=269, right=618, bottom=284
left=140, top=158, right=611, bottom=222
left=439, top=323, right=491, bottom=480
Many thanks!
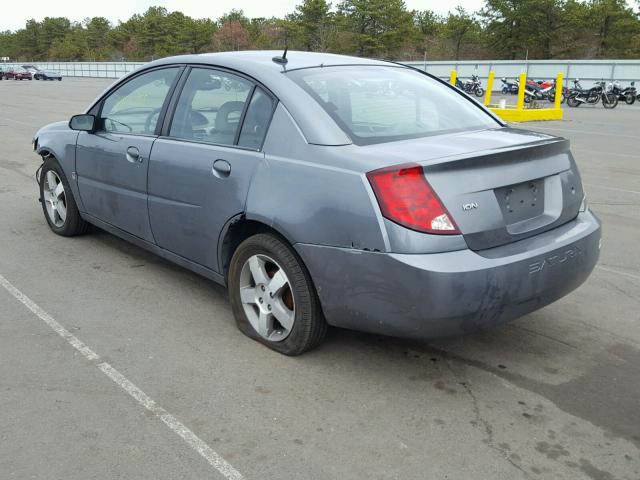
left=33, top=51, right=601, bottom=355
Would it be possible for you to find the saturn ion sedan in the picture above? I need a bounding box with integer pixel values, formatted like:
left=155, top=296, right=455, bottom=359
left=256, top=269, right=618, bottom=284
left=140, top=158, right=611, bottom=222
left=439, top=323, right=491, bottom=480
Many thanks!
left=33, top=51, right=601, bottom=355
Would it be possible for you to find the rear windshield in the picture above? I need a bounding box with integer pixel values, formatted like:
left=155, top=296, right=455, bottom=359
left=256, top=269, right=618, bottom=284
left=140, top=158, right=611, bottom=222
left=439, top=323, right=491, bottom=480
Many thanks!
left=287, top=65, right=498, bottom=145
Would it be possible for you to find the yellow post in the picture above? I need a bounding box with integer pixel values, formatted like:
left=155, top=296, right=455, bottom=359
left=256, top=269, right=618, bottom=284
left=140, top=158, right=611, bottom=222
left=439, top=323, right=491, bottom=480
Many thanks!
left=484, top=70, right=495, bottom=106
left=449, top=69, right=457, bottom=87
left=517, top=72, right=527, bottom=110
left=554, top=72, right=564, bottom=110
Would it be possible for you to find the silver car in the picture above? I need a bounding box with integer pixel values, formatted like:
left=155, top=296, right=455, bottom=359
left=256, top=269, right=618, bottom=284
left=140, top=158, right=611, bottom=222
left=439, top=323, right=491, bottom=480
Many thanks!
left=33, top=51, right=601, bottom=355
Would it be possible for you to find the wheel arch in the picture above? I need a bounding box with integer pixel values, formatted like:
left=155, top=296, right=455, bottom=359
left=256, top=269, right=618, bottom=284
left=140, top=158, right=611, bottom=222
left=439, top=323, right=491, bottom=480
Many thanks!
left=218, top=216, right=295, bottom=283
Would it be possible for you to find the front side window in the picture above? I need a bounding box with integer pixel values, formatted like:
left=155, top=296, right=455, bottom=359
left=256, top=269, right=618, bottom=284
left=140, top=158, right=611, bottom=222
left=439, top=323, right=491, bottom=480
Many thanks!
left=169, top=68, right=253, bottom=147
left=100, top=68, right=179, bottom=135
left=287, top=66, right=499, bottom=145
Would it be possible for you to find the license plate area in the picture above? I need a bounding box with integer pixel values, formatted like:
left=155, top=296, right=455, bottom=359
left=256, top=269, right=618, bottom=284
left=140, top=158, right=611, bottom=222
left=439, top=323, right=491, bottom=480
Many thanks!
left=496, top=179, right=545, bottom=225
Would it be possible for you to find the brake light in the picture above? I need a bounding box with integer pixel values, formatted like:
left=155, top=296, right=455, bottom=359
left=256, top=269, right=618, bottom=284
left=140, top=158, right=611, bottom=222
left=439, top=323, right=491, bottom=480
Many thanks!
left=366, top=163, right=460, bottom=234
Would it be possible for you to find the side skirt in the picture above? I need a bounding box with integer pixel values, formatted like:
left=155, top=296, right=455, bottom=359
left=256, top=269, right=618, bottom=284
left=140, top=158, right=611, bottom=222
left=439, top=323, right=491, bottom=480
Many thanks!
left=81, top=213, right=227, bottom=287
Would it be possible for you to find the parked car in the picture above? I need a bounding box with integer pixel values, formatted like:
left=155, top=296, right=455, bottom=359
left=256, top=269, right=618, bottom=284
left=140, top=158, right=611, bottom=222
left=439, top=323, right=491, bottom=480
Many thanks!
left=32, top=51, right=601, bottom=355
left=3, top=67, right=32, bottom=80
left=23, top=65, right=63, bottom=81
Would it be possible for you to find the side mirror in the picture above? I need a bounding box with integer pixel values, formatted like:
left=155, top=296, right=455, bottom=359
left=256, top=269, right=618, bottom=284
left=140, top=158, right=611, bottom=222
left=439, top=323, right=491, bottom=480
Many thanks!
left=69, top=114, right=97, bottom=132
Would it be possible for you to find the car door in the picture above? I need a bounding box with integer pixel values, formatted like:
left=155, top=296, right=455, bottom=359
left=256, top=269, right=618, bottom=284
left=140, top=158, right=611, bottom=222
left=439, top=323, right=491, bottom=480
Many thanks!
left=148, top=67, right=276, bottom=272
left=75, top=67, right=181, bottom=241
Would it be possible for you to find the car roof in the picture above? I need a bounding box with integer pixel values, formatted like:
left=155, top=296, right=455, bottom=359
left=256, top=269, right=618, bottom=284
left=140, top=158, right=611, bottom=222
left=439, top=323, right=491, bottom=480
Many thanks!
left=147, top=50, right=392, bottom=72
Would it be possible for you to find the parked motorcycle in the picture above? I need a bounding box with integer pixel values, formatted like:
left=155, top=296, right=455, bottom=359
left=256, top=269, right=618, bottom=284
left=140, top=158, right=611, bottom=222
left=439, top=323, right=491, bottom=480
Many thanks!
left=463, top=74, right=485, bottom=97
left=519, top=80, right=565, bottom=104
left=567, top=80, right=618, bottom=109
left=500, top=77, right=518, bottom=94
left=609, top=81, right=636, bottom=105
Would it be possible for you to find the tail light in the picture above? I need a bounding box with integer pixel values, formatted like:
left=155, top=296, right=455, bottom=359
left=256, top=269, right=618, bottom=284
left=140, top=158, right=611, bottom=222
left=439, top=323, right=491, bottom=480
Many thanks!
left=366, top=163, right=460, bottom=235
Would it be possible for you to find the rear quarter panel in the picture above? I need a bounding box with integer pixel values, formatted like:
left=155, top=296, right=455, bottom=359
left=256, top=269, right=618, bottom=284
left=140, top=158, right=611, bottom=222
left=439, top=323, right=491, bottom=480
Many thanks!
left=247, top=104, right=387, bottom=252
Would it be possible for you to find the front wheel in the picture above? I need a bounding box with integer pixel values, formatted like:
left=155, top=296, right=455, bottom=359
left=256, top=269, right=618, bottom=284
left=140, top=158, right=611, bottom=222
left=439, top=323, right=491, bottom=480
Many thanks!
left=603, top=93, right=618, bottom=109
left=228, top=233, right=327, bottom=355
left=624, top=93, right=635, bottom=105
left=39, top=158, right=89, bottom=236
left=474, top=87, right=485, bottom=97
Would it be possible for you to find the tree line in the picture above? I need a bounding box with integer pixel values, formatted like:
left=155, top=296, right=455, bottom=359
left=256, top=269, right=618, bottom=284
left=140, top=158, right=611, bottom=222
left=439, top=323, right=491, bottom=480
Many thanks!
left=1, top=0, right=639, bottom=62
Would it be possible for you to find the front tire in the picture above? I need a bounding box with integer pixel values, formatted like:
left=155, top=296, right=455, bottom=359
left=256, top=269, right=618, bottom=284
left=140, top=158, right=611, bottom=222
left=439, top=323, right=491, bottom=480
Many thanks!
left=624, top=93, right=635, bottom=105
left=228, top=233, right=327, bottom=355
left=603, top=93, right=618, bottom=109
left=39, top=157, right=89, bottom=236
left=475, top=87, right=485, bottom=98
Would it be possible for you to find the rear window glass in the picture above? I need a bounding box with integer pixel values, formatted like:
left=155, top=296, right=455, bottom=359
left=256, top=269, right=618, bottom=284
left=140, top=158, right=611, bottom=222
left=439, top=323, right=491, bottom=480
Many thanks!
left=287, top=66, right=498, bottom=145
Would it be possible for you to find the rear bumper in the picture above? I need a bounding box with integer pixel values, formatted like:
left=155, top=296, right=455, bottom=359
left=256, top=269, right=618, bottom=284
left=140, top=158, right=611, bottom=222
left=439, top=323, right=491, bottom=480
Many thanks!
left=295, top=211, right=601, bottom=339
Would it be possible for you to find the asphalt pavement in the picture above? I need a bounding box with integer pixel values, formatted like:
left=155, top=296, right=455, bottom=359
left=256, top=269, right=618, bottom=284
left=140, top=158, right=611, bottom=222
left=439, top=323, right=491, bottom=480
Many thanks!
left=0, top=77, right=638, bottom=480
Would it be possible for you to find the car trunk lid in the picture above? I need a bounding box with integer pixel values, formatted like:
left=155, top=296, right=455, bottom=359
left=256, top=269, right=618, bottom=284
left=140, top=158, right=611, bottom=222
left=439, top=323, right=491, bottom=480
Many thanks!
left=417, top=132, right=583, bottom=251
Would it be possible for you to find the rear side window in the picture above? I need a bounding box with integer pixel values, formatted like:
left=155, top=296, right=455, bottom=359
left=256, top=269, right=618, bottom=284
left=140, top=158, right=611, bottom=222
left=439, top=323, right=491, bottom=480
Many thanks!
left=238, top=88, right=274, bottom=149
left=169, top=68, right=252, bottom=147
left=287, top=66, right=498, bottom=145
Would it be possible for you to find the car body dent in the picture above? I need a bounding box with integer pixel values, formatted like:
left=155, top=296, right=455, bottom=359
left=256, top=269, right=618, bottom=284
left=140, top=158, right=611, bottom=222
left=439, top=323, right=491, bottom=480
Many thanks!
left=35, top=121, right=84, bottom=211
left=296, top=211, right=600, bottom=337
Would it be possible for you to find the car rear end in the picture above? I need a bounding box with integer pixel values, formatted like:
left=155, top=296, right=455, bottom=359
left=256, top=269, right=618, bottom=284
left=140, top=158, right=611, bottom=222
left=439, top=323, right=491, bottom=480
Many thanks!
left=286, top=63, right=601, bottom=338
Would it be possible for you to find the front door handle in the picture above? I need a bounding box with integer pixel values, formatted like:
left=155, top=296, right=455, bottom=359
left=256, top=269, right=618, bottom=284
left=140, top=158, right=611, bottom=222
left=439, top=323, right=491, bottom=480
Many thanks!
left=212, top=159, right=231, bottom=177
left=126, top=146, right=143, bottom=163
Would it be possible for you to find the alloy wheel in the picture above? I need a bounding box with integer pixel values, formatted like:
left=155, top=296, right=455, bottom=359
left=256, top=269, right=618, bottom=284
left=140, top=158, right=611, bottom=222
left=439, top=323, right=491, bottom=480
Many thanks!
left=43, top=170, right=67, bottom=227
left=239, top=254, right=295, bottom=342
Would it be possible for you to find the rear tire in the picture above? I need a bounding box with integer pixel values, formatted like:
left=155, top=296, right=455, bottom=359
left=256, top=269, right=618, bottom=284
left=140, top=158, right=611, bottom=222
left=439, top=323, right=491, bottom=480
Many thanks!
left=567, top=95, right=580, bottom=107
left=228, top=233, right=327, bottom=355
left=39, top=157, right=89, bottom=237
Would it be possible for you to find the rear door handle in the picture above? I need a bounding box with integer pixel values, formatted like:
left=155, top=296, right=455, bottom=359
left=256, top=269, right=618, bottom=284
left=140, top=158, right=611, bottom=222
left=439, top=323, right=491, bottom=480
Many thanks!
left=212, top=159, right=231, bottom=177
left=126, top=146, right=143, bottom=163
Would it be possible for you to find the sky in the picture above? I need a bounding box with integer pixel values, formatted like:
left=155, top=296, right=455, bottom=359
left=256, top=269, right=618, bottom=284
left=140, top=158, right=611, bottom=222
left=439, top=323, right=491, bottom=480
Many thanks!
left=1, top=0, right=487, bottom=31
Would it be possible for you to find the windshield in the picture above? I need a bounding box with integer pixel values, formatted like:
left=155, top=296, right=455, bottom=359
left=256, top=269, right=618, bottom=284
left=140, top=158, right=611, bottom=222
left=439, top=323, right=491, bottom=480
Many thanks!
left=287, top=65, right=498, bottom=145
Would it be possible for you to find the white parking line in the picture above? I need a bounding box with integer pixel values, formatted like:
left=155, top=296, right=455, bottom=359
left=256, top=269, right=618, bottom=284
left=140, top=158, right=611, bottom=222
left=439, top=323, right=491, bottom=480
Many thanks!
left=0, top=273, right=244, bottom=480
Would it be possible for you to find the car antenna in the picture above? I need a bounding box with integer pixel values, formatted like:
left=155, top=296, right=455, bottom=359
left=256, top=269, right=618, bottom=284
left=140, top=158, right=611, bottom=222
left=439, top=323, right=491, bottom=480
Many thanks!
left=272, top=46, right=288, bottom=66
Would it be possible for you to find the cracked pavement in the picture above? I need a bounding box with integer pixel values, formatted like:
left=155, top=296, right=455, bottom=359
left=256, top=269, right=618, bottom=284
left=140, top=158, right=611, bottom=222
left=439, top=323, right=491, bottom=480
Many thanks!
left=0, top=78, right=638, bottom=479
